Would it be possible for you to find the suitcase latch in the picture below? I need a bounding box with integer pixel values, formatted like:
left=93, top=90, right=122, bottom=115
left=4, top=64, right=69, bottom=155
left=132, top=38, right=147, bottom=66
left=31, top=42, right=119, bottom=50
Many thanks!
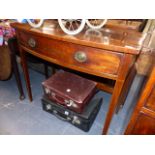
left=65, top=100, right=78, bottom=108
left=65, top=99, right=73, bottom=107
left=72, top=116, right=81, bottom=125
left=45, top=88, right=50, bottom=94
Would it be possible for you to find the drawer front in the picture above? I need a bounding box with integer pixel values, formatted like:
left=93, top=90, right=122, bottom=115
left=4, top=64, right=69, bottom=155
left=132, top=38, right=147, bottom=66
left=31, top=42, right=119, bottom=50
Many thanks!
left=18, top=31, right=123, bottom=77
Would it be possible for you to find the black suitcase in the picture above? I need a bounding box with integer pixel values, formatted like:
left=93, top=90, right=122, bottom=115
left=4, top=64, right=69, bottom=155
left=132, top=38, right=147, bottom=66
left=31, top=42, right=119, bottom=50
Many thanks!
left=42, top=96, right=102, bottom=132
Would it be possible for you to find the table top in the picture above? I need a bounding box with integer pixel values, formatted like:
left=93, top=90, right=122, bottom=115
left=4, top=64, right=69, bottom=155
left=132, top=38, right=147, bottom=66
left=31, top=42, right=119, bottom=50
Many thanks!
left=11, top=20, right=148, bottom=55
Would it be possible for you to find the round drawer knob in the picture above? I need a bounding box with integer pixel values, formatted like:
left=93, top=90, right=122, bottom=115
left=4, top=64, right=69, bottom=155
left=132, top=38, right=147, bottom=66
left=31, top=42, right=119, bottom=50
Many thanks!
left=28, top=38, right=36, bottom=48
left=74, top=51, right=87, bottom=63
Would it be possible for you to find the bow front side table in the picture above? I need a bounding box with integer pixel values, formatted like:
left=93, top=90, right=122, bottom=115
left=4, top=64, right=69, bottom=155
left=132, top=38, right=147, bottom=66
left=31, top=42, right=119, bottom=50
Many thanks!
left=11, top=20, right=149, bottom=134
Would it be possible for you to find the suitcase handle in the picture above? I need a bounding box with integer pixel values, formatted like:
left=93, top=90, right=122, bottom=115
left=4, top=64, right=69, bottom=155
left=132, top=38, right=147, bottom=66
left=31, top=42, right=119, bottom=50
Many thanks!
left=51, top=92, right=73, bottom=107
left=53, top=110, right=69, bottom=121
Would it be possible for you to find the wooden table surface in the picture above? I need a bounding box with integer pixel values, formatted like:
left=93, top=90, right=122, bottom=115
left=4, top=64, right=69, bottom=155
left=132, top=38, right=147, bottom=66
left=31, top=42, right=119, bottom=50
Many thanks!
left=11, top=20, right=145, bottom=54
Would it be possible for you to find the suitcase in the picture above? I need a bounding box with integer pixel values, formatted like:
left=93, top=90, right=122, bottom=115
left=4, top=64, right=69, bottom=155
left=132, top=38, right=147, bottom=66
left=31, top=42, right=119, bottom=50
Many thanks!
left=42, top=96, right=102, bottom=132
left=42, top=70, right=97, bottom=113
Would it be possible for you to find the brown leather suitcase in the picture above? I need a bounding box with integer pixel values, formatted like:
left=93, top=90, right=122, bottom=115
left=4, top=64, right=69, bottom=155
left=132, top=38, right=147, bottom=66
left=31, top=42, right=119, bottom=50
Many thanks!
left=42, top=70, right=97, bottom=113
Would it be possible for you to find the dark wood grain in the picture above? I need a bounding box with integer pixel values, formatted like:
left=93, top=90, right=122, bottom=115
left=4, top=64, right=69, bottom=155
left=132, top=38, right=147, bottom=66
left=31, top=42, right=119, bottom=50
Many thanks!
left=8, top=38, right=25, bottom=100
left=128, top=112, right=155, bottom=134
left=19, top=48, right=33, bottom=101
left=11, top=20, right=148, bottom=134
left=11, top=21, right=144, bottom=54
left=125, top=64, right=155, bottom=134
left=125, top=20, right=155, bottom=135
left=102, top=53, right=135, bottom=134
left=18, top=31, right=123, bottom=79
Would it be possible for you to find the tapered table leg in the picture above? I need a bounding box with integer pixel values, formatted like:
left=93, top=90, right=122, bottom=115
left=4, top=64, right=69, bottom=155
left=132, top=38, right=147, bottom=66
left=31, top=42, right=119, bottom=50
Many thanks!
left=102, top=54, right=134, bottom=134
left=115, top=66, right=136, bottom=113
left=20, top=49, right=33, bottom=101
left=102, top=80, right=125, bottom=134
left=8, top=38, right=25, bottom=100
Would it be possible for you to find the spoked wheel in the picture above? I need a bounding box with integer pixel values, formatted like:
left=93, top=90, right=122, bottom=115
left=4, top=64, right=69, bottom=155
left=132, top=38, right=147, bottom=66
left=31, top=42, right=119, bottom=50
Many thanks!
left=86, top=19, right=107, bottom=29
left=58, top=19, right=86, bottom=35
left=27, top=19, right=44, bottom=28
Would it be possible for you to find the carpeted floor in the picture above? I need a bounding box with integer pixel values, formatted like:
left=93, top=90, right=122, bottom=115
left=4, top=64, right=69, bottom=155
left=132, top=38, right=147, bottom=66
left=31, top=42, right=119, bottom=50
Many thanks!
left=0, top=65, right=144, bottom=135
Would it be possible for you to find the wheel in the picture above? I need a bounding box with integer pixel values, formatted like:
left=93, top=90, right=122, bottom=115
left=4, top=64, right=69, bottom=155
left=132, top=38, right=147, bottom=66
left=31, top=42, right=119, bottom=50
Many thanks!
left=86, top=19, right=107, bottom=29
left=27, top=19, right=44, bottom=28
left=58, top=19, right=86, bottom=35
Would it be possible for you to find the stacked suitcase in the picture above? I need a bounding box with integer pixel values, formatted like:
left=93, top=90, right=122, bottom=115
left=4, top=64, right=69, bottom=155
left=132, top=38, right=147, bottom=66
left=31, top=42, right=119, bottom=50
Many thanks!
left=41, top=70, right=102, bottom=132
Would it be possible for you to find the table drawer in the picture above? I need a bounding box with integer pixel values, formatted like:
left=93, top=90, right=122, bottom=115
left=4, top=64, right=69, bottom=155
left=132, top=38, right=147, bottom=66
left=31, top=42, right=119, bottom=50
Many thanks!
left=18, top=31, right=123, bottom=77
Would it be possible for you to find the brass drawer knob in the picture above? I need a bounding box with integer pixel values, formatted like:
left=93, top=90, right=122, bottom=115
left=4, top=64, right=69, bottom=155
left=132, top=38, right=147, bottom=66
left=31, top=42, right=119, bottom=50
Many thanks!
left=28, top=38, right=36, bottom=48
left=74, top=51, right=87, bottom=63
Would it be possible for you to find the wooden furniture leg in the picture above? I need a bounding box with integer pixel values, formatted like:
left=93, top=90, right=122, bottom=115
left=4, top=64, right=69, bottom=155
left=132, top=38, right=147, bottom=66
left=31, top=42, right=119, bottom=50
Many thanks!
left=20, top=49, right=33, bottom=101
left=115, top=66, right=136, bottom=113
left=102, top=54, right=134, bottom=134
left=102, top=79, right=126, bottom=134
left=8, top=38, right=25, bottom=100
left=52, top=67, right=56, bottom=74
left=44, top=63, right=49, bottom=79
left=44, top=62, right=57, bottom=79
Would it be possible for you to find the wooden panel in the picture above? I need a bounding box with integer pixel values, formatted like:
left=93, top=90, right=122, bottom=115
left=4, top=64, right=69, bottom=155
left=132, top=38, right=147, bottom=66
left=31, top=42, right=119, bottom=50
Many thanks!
left=145, top=86, right=155, bottom=111
left=125, top=65, right=155, bottom=135
left=131, top=113, right=155, bottom=135
left=18, top=31, right=123, bottom=79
